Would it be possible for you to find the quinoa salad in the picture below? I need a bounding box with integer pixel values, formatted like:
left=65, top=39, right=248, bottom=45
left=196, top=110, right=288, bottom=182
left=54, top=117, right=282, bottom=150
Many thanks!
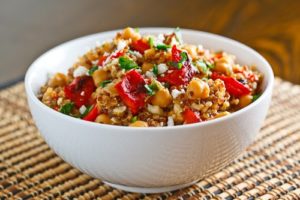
left=39, top=27, right=263, bottom=127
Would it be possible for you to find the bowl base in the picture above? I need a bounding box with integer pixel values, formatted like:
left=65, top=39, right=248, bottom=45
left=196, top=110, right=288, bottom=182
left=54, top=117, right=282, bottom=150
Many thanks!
left=103, top=180, right=199, bottom=194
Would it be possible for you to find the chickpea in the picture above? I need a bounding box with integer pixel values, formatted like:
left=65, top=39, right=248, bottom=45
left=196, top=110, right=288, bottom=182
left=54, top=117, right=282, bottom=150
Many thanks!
left=142, top=62, right=154, bottom=73
left=151, top=88, right=172, bottom=108
left=92, top=69, right=108, bottom=86
left=95, top=114, right=111, bottom=124
left=239, top=94, right=253, bottom=108
left=215, top=56, right=233, bottom=75
left=48, top=73, right=67, bottom=87
left=129, top=120, right=148, bottom=127
left=144, top=48, right=156, bottom=60
left=121, top=27, right=141, bottom=41
left=186, top=78, right=210, bottom=99
left=183, top=44, right=198, bottom=59
left=215, top=111, right=231, bottom=118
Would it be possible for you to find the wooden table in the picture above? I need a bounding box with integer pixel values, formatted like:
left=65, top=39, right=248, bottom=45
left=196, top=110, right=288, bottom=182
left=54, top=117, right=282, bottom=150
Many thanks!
left=1, top=0, right=300, bottom=88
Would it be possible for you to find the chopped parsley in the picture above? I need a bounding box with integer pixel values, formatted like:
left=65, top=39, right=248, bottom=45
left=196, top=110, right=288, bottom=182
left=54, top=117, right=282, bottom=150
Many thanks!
left=88, top=66, right=98, bottom=75
left=99, top=80, right=112, bottom=88
left=156, top=44, right=171, bottom=50
left=60, top=102, right=74, bottom=115
left=195, top=60, right=215, bottom=74
left=134, top=27, right=139, bottom=33
left=130, top=116, right=138, bottom=123
left=144, top=82, right=159, bottom=96
left=152, top=64, right=158, bottom=75
left=148, top=37, right=154, bottom=48
left=252, top=94, right=261, bottom=102
left=119, top=57, right=139, bottom=70
left=180, top=52, right=188, bottom=63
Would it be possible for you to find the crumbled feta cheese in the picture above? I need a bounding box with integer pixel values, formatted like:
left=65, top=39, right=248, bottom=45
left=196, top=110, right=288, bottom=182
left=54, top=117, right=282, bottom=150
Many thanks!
left=117, top=40, right=127, bottom=51
left=167, top=116, right=174, bottom=126
left=130, top=50, right=142, bottom=58
left=171, top=89, right=185, bottom=99
left=57, top=97, right=63, bottom=106
left=79, top=105, right=87, bottom=114
left=145, top=71, right=155, bottom=78
left=73, top=66, right=88, bottom=77
left=91, top=60, right=99, bottom=66
left=157, top=63, right=168, bottom=74
left=191, top=63, right=199, bottom=73
left=113, top=106, right=127, bottom=116
left=147, top=104, right=163, bottom=115
left=80, top=91, right=85, bottom=96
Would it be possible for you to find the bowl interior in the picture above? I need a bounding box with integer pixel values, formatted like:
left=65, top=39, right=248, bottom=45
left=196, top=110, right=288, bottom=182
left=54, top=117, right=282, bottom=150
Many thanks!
left=26, top=28, right=273, bottom=104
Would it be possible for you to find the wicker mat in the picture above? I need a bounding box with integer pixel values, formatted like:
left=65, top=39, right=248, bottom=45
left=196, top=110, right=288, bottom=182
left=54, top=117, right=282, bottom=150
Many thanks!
left=0, top=78, right=300, bottom=200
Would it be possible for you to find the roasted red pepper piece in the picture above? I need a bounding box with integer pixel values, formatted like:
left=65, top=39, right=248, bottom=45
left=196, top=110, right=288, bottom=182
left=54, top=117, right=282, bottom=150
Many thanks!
left=98, top=50, right=124, bottom=66
left=171, top=45, right=181, bottom=62
left=98, top=55, right=108, bottom=66
left=115, top=70, right=146, bottom=114
left=158, top=61, right=195, bottom=86
left=183, top=108, right=201, bottom=124
left=131, top=39, right=150, bottom=54
left=211, top=72, right=251, bottom=97
left=83, top=104, right=99, bottom=121
left=158, top=45, right=196, bottom=86
left=64, top=76, right=95, bottom=108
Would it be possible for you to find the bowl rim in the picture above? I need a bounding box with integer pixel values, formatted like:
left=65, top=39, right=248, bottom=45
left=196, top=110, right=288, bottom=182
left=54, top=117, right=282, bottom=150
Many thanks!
left=25, top=27, right=274, bottom=131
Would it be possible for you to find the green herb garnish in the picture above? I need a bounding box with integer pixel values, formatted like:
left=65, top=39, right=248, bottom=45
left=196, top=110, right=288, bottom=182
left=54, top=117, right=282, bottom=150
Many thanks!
left=99, top=80, right=112, bottom=88
left=156, top=44, right=171, bottom=50
left=144, top=82, right=159, bottom=96
left=88, top=66, right=98, bottom=75
left=196, top=61, right=208, bottom=73
left=80, top=105, right=93, bottom=118
left=134, top=27, right=139, bottom=33
left=174, top=27, right=182, bottom=43
left=252, top=94, right=261, bottom=102
left=206, top=61, right=215, bottom=69
left=130, top=116, right=138, bottom=123
left=119, top=57, right=139, bottom=70
left=148, top=37, right=154, bottom=48
left=60, top=102, right=74, bottom=115
left=180, top=52, right=188, bottom=63
left=152, top=64, right=158, bottom=75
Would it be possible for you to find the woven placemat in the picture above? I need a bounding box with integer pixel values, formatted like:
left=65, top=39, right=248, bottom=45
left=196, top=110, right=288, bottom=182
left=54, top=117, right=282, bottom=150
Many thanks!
left=0, top=78, right=299, bottom=200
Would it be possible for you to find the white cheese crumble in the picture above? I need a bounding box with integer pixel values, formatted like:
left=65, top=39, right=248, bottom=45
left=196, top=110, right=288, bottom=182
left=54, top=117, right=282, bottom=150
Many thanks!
left=171, top=89, right=185, bottom=99
left=91, top=60, right=99, bottom=66
left=130, top=50, right=142, bottom=58
left=117, top=40, right=127, bottom=51
left=80, top=91, right=85, bottom=96
left=157, top=63, right=168, bottom=74
left=147, top=104, right=162, bottom=115
left=73, top=66, right=88, bottom=77
left=145, top=71, right=155, bottom=78
left=167, top=116, right=174, bottom=126
left=79, top=105, right=87, bottom=115
left=57, top=97, right=63, bottom=106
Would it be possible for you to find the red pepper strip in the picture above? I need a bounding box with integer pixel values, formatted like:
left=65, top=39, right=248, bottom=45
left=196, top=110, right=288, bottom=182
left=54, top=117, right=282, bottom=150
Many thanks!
left=64, top=76, right=96, bottom=108
left=115, top=70, right=146, bottom=114
left=158, top=61, right=195, bottom=86
left=211, top=72, right=251, bottom=97
left=98, top=55, right=108, bottom=66
left=171, top=45, right=181, bottom=62
left=131, top=39, right=150, bottom=54
left=83, top=104, right=99, bottom=121
left=183, top=108, right=201, bottom=124
left=97, top=50, right=124, bottom=66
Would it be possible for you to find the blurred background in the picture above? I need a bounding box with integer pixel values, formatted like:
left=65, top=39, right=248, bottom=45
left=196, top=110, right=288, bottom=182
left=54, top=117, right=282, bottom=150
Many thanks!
left=1, top=0, right=300, bottom=88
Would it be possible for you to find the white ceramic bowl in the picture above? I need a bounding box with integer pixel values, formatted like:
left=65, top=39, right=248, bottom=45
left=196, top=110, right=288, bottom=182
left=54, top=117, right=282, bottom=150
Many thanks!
left=25, top=28, right=274, bottom=193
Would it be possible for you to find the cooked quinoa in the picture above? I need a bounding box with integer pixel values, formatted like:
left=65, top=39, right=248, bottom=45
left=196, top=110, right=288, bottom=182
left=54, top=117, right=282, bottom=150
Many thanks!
left=39, top=27, right=263, bottom=127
